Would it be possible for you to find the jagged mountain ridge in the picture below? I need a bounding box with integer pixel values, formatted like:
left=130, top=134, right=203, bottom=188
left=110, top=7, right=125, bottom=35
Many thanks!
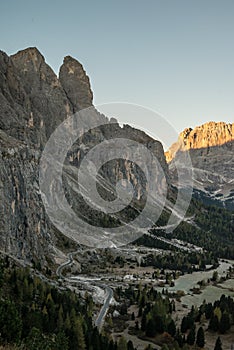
left=0, top=47, right=91, bottom=264
left=0, top=47, right=169, bottom=264
left=166, top=122, right=234, bottom=209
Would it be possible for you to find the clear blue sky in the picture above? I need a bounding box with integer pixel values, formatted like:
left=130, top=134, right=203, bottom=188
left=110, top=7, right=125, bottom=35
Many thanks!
left=0, top=0, right=233, bottom=144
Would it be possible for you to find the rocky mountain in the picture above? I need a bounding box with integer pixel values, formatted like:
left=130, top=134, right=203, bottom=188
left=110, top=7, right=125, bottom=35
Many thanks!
left=166, top=122, right=234, bottom=209
left=0, top=47, right=169, bottom=265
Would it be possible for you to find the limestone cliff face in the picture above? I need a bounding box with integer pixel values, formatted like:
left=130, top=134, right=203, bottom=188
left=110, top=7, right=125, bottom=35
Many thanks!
left=0, top=48, right=75, bottom=264
left=166, top=122, right=234, bottom=209
left=0, top=47, right=169, bottom=264
left=166, top=122, right=233, bottom=162
left=0, top=130, right=51, bottom=261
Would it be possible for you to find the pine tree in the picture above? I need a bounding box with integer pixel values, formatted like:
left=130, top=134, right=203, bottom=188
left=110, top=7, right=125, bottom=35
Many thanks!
left=196, top=326, right=205, bottom=348
left=219, top=312, right=230, bottom=334
left=212, top=271, right=219, bottom=282
left=138, top=306, right=143, bottom=317
left=213, top=307, right=222, bottom=322
left=168, top=319, right=176, bottom=337
left=146, top=318, right=156, bottom=337
left=209, top=314, right=219, bottom=332
left=175, top=329, right=185, bottom=348
left=57, top=304, right=64, bottom=329
left=64, top=313, right=71, bottom=331
left=155, top=315, right=164, bottom=334
left=187, top=324, right=196, bottom=346
left=181, top=316, right=188, bottom=333
left=141, top=311, right=147, bottom=331
left=205, top=303, right=213, bottom=319
left=127, top=340, right=134, bottom=350
left=214, top=336, right=222, bottom=350
left=72, top=318, right=86, bottom=350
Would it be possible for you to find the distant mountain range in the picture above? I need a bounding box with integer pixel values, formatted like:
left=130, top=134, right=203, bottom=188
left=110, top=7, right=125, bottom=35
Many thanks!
left=166, top=121, right=234, bottom=209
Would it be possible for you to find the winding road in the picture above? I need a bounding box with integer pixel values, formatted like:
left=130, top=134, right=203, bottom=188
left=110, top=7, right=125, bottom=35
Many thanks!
left=95, top=284, right=113, bottom=329
left=56, top=251, right=113, bottom=330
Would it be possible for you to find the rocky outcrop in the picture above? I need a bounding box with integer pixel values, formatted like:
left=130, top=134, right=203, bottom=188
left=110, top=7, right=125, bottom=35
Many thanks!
left=59, top=56, right=93, bottom=111
left=10, top=48, right=73, bottom=143
left=166, top=122, right=234, bottom=209
left=0, top=47, right=169, bottom=264
left=166, top=122, right=233, bottom=162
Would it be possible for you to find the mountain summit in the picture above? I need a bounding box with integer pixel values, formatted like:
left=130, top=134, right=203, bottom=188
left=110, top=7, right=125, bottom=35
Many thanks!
left=166, top=121, right=233, bottom=162
left=166, top=121, right=234, bottom=209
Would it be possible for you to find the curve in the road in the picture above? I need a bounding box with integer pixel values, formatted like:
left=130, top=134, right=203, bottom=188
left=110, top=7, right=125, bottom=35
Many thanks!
left=56, top=251, right=113, bottom=330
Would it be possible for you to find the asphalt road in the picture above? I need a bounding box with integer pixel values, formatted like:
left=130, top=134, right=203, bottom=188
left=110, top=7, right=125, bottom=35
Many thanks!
left=56, top=251, right=113, bottom=330
left=95, top=284, right=113, bottom=329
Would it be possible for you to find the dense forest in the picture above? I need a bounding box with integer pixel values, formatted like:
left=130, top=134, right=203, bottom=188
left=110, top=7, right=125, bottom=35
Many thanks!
left=137, top=198, right=234, bottom=259
left=0, top=256, right=134, bottom=350
left=140, top=250, right=218, bottom=273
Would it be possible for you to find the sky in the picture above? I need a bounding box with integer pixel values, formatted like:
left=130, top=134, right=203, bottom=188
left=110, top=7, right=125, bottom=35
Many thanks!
left=0, top=0, right=233, bottom=145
